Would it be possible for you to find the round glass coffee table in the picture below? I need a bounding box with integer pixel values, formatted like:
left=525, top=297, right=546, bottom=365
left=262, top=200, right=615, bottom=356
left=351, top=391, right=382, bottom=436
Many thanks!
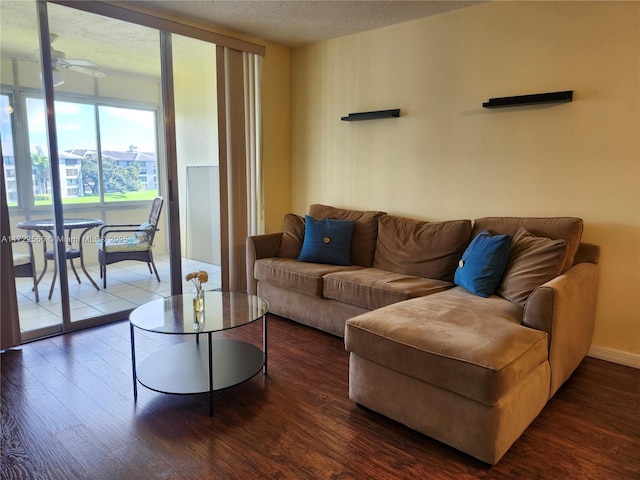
left=129, top=291, right=269, bottom=416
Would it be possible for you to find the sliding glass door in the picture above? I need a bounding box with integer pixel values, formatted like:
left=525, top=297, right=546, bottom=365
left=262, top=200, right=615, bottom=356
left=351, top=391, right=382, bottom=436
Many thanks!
left=43, top=3, right=166, bottom=332
left=171, top=34, right=222, bottom=290
left=1, top=1, right=172, bottom=339
left=2, top=0, right=262, bottom=344
left=1, top=0, right=63, bottom=337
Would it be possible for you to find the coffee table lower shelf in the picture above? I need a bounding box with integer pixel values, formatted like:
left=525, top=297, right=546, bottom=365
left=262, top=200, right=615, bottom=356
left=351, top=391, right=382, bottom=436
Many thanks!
left=135, top=337, right=265, bottom=412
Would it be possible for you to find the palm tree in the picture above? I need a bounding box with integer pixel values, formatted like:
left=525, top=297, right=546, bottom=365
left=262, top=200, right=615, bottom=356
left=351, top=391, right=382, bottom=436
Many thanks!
left=31, top=149, right=50, bottom=196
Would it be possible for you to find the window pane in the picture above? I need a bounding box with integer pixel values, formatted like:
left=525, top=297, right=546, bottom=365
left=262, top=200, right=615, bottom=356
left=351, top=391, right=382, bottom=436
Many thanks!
left=26, top=98, right=99, bottom=205
left=56, top=101, right=98, bottom=204
left=98, top=106, right=158, bottom=202
left=1, top=94, right=17, bottom=206
left=25, top=99, right=159, bottom=205
left=26, top=97, right=51, bottom=206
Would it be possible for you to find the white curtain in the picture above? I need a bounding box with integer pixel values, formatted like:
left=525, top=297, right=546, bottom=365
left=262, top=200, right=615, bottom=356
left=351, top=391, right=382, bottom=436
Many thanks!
left=217, top=46, right=263, bottom=292
left=245, top=52, right=263, bottom=236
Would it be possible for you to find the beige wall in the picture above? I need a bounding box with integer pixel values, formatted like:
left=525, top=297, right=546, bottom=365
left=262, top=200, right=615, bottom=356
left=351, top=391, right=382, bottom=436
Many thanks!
left=261, top=42, right=292, bottom=233
left=289, top=1, right=639, bottom=356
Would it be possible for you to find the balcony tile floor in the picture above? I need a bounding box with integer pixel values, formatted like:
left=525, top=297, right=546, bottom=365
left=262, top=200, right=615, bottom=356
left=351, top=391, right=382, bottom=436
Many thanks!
left=14, top=254, right=221, bottom=333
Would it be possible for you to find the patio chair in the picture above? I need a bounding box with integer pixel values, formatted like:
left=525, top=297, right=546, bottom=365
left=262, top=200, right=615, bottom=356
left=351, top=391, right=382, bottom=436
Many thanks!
left=12, top=236, right=40, bottom=302
left=97, top=196, right=164, bottom=288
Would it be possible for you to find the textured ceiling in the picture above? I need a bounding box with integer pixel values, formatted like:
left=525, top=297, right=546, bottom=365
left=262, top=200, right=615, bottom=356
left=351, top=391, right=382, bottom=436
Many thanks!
left=0, top=1, right=483, bottom=79
left=129, top=0, right=484, bottom=47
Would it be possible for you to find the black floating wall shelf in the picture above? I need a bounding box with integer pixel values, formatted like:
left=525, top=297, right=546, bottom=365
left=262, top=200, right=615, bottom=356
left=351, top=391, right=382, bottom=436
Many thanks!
left=482, top=90, right=573, bottom=109
left=341, top=109, right=400, bottom=121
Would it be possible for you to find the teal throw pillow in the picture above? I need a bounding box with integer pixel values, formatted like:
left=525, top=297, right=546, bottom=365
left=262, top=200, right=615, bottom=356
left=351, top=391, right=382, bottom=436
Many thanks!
left=298, top=216, right=355, bottom=266
left=454, top=229, right=511, bottom=297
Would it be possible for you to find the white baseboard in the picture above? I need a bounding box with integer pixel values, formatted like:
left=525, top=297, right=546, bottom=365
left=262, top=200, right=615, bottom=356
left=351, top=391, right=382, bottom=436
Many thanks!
left=588, top=346, right=640, bottom=369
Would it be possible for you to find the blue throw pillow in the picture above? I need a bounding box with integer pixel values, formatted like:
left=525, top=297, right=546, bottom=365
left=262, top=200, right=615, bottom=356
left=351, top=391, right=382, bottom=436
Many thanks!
left=298, top=216, right=355, bottom=266
left=454, top=229, right=511, bottom=297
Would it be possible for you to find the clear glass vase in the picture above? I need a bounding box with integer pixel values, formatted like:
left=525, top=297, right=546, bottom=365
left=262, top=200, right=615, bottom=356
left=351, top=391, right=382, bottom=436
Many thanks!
left=193, top=288, right=205, bottom=312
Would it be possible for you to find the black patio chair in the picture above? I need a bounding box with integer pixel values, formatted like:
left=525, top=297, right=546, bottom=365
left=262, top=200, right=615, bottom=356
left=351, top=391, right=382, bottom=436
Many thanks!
left=97, top=196, right=164, bottom=288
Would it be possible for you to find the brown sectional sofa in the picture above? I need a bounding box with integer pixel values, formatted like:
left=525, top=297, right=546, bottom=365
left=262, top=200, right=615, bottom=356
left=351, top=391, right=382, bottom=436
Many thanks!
left=246, top=204, right=600, bottom=464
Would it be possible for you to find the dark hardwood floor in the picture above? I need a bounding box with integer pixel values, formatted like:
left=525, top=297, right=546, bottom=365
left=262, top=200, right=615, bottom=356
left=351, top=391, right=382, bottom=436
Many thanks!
left=1, top=315, right=638, bottom=479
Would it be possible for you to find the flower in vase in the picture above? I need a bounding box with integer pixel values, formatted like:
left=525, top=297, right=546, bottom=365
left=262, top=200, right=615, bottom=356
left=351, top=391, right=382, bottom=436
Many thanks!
left=186, top=270, right=208, bottom=294
left=187, top=271, right=208, bottom=312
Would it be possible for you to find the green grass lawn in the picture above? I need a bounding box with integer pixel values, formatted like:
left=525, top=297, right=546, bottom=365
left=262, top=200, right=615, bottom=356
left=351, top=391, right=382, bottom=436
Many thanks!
left=29, top=190, right=158, bottom=206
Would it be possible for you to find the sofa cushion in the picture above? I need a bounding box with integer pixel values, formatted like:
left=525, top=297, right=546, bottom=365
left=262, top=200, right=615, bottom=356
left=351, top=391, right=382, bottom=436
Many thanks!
left=135, top=222, right=155, bottom=243
left=13, top=252, right=31, bottom=267
left=98, top=237, right=150, bottom=253
left=309, top=204, right=386, bottom=268
left=278, top=213, right=306, bottom=258
left=254, top=257, right=362, bottom=298
left=497, top=227, right=568, bottom=306
left=299, top=216, right=355, bottom=266
left=323, top=268, right=453, bottom=310
left=472, top=217, right=583, bottom=272
left=373, top=216, right=472, bottom=281
left=344, top=287, right=548, bottom=406
left=454, top=230, right=511, bottom=297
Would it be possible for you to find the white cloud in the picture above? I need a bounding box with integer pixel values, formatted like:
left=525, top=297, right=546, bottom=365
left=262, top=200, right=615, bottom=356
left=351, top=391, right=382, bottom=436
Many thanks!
left=54, top=102, right=82, bottom=115
left=104, top=107, right=156, bottom=128
left=59, top=122, right=83, bottom=131
left=27, top=108, right=47, bottom=133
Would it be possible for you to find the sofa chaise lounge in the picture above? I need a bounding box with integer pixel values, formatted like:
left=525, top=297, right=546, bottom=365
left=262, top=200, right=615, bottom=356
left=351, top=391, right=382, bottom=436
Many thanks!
left=246, top=204, right=599, bottom=464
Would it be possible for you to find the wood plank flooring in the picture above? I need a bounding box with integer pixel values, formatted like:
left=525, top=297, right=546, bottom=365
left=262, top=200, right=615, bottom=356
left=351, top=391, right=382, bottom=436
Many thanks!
left=1, top=315, right=638, bottom=479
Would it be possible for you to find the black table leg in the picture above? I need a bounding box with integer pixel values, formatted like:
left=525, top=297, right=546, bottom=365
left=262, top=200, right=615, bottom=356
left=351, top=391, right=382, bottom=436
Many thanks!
left=130, top=323, right=138, bottom=400
left=263, top=314, right=268, bottom=375
left=208, top=332, right=213, bottom=416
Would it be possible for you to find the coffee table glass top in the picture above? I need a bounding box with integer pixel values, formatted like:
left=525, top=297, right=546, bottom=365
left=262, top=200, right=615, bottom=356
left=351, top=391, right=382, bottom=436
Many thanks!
left=129, top=291, right=268, bottom=334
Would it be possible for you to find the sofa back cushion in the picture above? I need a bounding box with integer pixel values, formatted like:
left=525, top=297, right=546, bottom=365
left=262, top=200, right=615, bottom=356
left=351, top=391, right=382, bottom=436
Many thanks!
left=497, top=227, right=568, bottom=306
left=278, top=213, right=306, bottom=259
left=309, top=204, right=386, bottom=267
left=373, top=215, right=472, bottom=281
left=472, top=217, right=583, bottom=272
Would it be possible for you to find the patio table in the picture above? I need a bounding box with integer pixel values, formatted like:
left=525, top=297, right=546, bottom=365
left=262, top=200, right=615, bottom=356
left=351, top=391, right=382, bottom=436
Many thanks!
left=16, top=218, right=103, bottom=299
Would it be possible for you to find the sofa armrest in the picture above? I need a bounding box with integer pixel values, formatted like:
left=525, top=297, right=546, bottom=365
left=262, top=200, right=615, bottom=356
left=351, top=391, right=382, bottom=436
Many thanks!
left=573, top=242, right=600, bottom=264
left=246, top=232, right=283, bottom=295
left=523, top=260, right=599, bottom=398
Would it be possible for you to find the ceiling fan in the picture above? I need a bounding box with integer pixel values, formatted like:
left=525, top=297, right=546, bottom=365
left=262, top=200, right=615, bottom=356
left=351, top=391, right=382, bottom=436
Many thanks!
left=35, top=34, right=106, bottom=86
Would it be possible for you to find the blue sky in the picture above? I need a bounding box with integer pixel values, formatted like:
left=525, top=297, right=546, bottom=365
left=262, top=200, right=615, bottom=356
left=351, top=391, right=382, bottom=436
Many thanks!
left=25, top=98, right=158, bottom=156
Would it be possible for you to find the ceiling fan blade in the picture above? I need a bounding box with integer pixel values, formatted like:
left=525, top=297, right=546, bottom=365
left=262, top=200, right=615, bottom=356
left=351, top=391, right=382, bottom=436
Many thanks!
left=32, top=33, right=104, bottom=78
left=62, top=59, right=97, bottom=67
left=67, top=65, right=106, bottom=78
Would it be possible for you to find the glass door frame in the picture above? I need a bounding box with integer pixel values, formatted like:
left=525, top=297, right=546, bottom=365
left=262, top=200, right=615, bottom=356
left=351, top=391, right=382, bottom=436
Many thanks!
left=14, top=0, right=264, bottom=340
left=36, top=0, right=74, bottom=331
left=34, top=0, right=177, bottom=335
left=159, top=30, right=182, bottom=296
